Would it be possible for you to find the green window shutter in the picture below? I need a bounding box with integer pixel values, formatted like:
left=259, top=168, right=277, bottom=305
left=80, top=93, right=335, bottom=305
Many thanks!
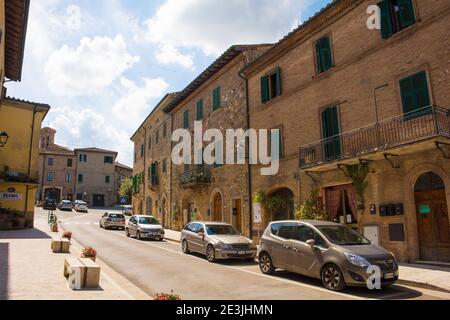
left=213, top=87, right=221, bottom=111
left=196, top=100, right=204, bottom=120
left=315, top=41, right=323, bottom=73
left=275, top=67, right=282, bottom=97
left=183, top=110, right=189, bottom=129
left=322, top=106, right=341, bottom=161
left=261, top=75, right=270, bottom=103
left=397, top=0, right=416, bottom=30
left=378, top=0, right=394, bottom=39
left=320, top=37, right=333, bottom=71
left=400, top=71, right=430, bottom=115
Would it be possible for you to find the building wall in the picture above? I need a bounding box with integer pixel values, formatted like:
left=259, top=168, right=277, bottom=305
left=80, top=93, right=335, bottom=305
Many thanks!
left=0, top=0, right=5, bottom=94
left=75, top=151, right=116, bottom=207
left=115, top=165, right=132, bottom=204
left=245, top=0, right=450, bottom=260
left=0, top=101, right=47, bottom=229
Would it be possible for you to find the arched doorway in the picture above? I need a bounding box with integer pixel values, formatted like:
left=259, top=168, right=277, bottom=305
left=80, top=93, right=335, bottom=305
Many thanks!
left=212, top=192, right=223, bottom=222
left=270, top=188, right=294, bottom=221
left=414, top=172, right=450, bottom=262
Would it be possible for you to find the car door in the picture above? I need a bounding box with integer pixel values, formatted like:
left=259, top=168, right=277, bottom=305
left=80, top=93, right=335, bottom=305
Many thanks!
left=271, top=222, right=296, bottom=270
left=128, top=216, right=137, bottom=236
left=185, top=223, right=199, bottom=252
left=101, top=213, right=108, bottom=227
left=289, top=224, right=327, bottom=277
left=192, top=224, right=207, bottom=254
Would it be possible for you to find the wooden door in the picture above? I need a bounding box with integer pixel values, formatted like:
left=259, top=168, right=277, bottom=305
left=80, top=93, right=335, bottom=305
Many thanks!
left=415, top=189, right=450, bottom=262
left=213, top=194, right=222, bottom=222
left=234, top=199, right=242, bottom=233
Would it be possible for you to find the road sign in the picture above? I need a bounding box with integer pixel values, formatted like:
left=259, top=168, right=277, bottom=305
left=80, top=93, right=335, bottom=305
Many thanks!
left=120, top=196, right=127, bottom=204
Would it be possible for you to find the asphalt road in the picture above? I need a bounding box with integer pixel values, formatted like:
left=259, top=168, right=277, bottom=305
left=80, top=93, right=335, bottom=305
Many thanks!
left=40, top=207, right=450, bottom=300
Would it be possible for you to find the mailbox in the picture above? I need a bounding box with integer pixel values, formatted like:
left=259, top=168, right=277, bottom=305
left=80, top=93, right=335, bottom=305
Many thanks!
left=395, top=203, right=404, bottom=215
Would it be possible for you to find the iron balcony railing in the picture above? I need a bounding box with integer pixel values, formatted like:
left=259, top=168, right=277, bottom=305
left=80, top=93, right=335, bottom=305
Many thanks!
left=0, top=170, right=39, bottom=184
left=299, top=106, right=450, bottom=169
left=179, top=165, right=212, bottom=188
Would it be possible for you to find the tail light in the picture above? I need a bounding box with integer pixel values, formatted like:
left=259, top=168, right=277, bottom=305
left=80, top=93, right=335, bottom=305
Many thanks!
left=107, top=218, right=113, bottom=222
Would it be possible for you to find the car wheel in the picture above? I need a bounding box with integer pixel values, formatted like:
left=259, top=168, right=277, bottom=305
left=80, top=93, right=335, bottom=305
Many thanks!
left=125, top=228, right=130, bottom=237
left=137, top=231, right=141, bottom=240
left=182, top=240, right=190, bottom=254
left=321, top=264, right=346, bottom=292
left=259, top=252, right=275, bottom=275
left=206, top=245, right=216, bottom=262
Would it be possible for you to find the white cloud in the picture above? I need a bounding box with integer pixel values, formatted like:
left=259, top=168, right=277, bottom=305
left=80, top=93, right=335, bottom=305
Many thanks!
left=144, top=0, right=314, bottom=66
left=155, top=44, right=194, bottom=71
left=66, top=5, right=82, bottom=31
left=45, top=35, right=140, bottom=96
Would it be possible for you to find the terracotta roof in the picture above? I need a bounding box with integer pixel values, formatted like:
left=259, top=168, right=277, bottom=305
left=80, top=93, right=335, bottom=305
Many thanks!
left=4, top=0, right=30, bottom=81
left=130, top=92, right=179, bottom=141
left=74, top=147, right=118, bottom=155
left=4, top=96, right=50, bottom=109
left=163, top=44, right=272, bottom=114
left=41, top=143, right=75, bottom=156
left=115, top=162, right=133, bottom=171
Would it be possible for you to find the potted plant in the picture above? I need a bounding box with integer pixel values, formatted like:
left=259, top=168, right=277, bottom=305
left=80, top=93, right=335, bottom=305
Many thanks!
left=62, top=231, right=72, bottom=241
left=81, top=246, right=97, bottom=262
left=48, top=213, right=58, bottom=232
left=155, top=291, right=181, bottom=300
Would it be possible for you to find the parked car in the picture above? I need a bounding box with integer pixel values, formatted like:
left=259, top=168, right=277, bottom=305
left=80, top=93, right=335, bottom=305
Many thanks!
left=181, top=222, right=257, bottom=262
left=122, top=205, right=133, bottom=216
left=125, top=215, right=164, bottom=241
left=58, top=200, right=73, bottom=211
left=74, top=201, right=88, bottom=213
left=258, top=220, right=399, bottom=291
left=43, top=199, right=57, bottom=211
left=99, top=212, right=126, bottom=230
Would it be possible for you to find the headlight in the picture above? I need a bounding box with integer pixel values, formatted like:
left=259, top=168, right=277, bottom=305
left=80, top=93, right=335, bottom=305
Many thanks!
left=344, top=253, right=370, bottom=268
left=216, top=242, right=224, bottom=249
left=159, top=229, right=165, bottom=234
left=249, top=242, right=257, bottom=249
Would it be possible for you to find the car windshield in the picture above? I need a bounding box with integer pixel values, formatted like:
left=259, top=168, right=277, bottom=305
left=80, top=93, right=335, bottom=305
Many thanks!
left=138, top=217, right=159, bottom=225
left=109, top=214, right=124, bottom=219
left=316, top=225, right=371, bottom=246
left=206, top=224, right=239, bottom=236
left=78, top=202, right=87, bottom=205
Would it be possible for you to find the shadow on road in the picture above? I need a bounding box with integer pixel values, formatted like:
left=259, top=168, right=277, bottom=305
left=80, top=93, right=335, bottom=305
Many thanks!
left=0, top=243, right=8, bottom=300
left=0, top=228, right=51, bottom=240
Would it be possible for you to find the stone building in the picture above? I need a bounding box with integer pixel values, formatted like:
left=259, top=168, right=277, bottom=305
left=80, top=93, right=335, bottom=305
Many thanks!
left=241, top=0, right=450, bottom=262
left=38, top=128, right=77, bottom=202
left=164, top=45, right=271, bottom=235
left=114, top=162, right=132, bottom=204
left=74, top=147, right=118, bottom=207
left=131, top=93, right=177, bottom=227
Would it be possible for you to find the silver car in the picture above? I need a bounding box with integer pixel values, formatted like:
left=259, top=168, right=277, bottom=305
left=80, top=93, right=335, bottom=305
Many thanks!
left=74, top=201, right=88, bottom=213
left=258, top=220, right=399, bottom=291
left=181, top=222, right=257, bottom=262
left=125, top=215, right=164, bottom=241
left=99, top=212, right=126, bottom=230
left=122, top=205, right=133, bottom=216
left=58, top=200, right=73, bottom=211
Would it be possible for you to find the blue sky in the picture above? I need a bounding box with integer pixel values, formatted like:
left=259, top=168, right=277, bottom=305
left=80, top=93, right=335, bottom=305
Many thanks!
left=7, top=0, right=332, bottom=166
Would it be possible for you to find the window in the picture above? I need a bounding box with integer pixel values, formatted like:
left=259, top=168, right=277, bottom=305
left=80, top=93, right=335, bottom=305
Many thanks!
left=400, top=71, right=431, bottom=117
left=65, top=173, right=72, bottom=182
left=67, top=159, right=73, bottom=167
left=315, top=36, right=333, bottom=74
left=196, top=99, right=204, bottom=120
left=183, top=110, right=189, bottom=129
left=48, top=158, right=54, bottom=166
left=78, top=174, right=83, bottom=183
left=378, top=0, right=416, bottom=39
left=162, top=159, right=167, bottom=174
left=134, top=152, right=137, bottom=164
left=47, top=172, right=53, bottom=182
left=261, top=67, right=281, bottom=103
left=156, top=130, right=159, bottom=144
left=148, top=137, right=152, bottom=150
left=212, top=87, right=221, bottom=111
left=150, top=162, right=159, bottom=185
left=79, top=154, right=87, bottom=162
left=277, top=223, right=296, bottom=240
left=294, top=225, right=315, bottom=243
left=140, top=144, right=144, bottom=157
left=321, top=106, right=341, bottom=161
left=163, top=123, right=167, bottom=138
left=104, top=156, right=113, bottom=164
left=105, top=175, right=110, bottom=184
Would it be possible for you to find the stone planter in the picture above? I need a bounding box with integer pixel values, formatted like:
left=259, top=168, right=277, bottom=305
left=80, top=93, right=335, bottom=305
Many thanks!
left=82, top=256, right=96, bottom=262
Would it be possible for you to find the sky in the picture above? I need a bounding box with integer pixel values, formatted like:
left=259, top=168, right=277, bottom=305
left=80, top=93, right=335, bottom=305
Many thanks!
left=7, top=0, right=332, bottom=166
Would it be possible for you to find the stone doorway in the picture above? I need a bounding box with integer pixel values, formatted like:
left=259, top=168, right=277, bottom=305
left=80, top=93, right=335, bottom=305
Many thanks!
left=212, top=192, right=223, bottom=222
left=414, top=172, right=450, bottom=262
left=269, top=188, right=294, bottom=221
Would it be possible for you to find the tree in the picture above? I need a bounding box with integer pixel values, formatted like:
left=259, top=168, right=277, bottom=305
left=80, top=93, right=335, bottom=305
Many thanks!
left=119, top=177, right=132, bottom=203
left=295, top=189, right=328, bottom=221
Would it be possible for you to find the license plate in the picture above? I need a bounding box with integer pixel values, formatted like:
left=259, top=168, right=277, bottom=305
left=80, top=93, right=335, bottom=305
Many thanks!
left=238, top=251, right=246, bottom=255
left=384, top=273, right=395, bottom=279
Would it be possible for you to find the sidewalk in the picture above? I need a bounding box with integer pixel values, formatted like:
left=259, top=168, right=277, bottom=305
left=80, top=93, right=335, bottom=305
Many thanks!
left=0, top=215, right=151, bottom=300
left=163, top=228, right=450, bottom=293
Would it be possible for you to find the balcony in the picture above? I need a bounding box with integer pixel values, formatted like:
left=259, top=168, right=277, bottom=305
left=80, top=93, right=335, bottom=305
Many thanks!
left=299, top=106, right=450, bottom=170
left=179, top=166, right=211, bottom=188
left=0, top=170, right=39, bottom=185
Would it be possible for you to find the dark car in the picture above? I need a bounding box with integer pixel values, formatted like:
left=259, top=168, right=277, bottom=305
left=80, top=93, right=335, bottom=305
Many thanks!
left=43, top=199, right=57, bottom=211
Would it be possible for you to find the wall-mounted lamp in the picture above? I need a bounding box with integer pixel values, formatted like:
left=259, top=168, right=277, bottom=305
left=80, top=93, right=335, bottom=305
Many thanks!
left=0, top=131, right=9, bottom=147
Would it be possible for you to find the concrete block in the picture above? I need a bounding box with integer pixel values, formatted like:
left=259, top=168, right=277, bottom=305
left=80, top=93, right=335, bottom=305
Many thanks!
left=81, top=258, right=101, bottom=289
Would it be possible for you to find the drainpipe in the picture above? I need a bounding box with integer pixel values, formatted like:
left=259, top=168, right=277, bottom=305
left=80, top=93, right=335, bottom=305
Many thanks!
left=143, top=127, right=147, bottom=213
left=238, top=70, right=253, bottom=239
left=25, top=106, right=37, bottom=219
left=169, top=114, right=174, bottom=230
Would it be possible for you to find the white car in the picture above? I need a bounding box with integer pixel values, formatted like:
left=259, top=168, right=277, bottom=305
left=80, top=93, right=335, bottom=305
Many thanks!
left=58, top=200, right=73, bottom=211
left=74, top=201, right=88, bottom=213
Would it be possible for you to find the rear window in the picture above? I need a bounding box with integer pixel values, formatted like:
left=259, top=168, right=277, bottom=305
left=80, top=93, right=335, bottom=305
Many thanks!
left=109, top=214, right=125, bottom=219
left=271, top=222, right=296, bottom=240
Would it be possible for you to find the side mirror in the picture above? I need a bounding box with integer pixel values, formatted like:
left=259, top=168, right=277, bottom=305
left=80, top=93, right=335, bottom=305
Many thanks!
left=198, top=231, right=205, bottom=238
left=306, top=239, right=315, bottom=247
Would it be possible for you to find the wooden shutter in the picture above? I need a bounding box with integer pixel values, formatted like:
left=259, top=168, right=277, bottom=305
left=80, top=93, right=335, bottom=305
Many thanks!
left=378, top=0, right=394, bottom=39
left=322, top=106, right=341, bottom=161
left=213, top=87, right=221, bottom=111
left=400, top=71, right=430, bottom=115
left=275, top=67, right=282, bottom=97
left=261, top=75, right=270, bottom=103
left=196, top=100, right=203, bottom=120
left=315, top=40, right=323, bottom=73
left=183, top=110, right=189, bottom=129
left=320, top=37, right=333, bottom=72
left=397, top=0, right=416, bottom=30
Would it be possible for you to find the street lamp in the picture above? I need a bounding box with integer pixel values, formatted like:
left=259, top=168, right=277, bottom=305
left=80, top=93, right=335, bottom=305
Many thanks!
left=0, top=131, right=9, bottom=147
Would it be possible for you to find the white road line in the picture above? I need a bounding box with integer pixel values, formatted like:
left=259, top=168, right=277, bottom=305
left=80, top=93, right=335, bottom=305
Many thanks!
left=100, top=227, right=367, bottom=300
